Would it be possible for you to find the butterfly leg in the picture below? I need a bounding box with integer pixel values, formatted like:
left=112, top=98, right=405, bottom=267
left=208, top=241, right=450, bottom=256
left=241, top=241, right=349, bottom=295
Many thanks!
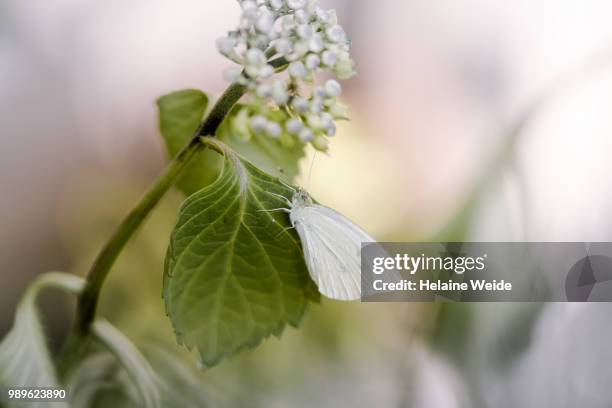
left=265, top=191, right=293, bottom=207
left=274, top=225, right=295, bottom=239
left=258, top=208, right=291, bottom=213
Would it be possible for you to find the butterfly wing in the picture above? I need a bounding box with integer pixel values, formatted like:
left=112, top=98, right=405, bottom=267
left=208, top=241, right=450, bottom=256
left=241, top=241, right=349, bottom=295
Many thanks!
left=291, top=204, right=374, bottom=301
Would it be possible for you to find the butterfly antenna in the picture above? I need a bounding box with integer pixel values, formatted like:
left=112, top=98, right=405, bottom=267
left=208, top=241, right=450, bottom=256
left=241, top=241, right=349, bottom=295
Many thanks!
left=306, top=151, right=317, bottom=190
left=278, top=179, right=296, bottom=192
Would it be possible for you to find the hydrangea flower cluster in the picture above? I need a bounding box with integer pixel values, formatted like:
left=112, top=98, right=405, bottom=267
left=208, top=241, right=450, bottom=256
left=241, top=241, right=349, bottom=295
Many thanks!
left=216, top=0, right=355, bottom=151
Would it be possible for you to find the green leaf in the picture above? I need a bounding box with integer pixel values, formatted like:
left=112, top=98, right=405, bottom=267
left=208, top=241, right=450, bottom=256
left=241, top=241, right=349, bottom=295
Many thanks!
left=217, top=105, right=306, bottom=182
left=90, top=321, right=162, bottom=408
left=0, top=272, right=84, bottom=408
left=157, top=90, right=208, bottom=156
left=66, top=353, right=130, bottom=408
left=163, top=139, right=318, bottom=367
left=157, top=89, right=221, bottom=196
left=157, top=91, right=306, bottom=196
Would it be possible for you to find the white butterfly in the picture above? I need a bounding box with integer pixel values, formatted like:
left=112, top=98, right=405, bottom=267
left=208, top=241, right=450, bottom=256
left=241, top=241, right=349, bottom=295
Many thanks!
left=268, top=187, right=374, bottom=301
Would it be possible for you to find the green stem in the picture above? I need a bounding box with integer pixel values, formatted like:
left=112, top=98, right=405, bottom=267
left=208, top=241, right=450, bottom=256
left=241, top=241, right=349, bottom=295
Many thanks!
left=60, top=82, right=247, bottom=373
left=74, top=142, right=201, bottom=337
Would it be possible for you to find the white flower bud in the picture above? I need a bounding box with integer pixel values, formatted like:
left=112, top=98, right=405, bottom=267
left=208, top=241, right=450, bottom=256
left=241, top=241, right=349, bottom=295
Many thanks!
left=321, top=50, right=338, bottom=67
left=305, top=54, right=321, bottom=70
left=256, top=84, right=273, bottom=98
left=306, top=113, right=323, bottom=129
left=313, top=86, right=326, bottom=99
left=250, top=115, right=268, bottom=134
left=268, top=0, right=283, bottom=11
left=309, top=98, right=324, bottom=114
left=314, top=7, right=330, bottom=24
left=292, top=97, right=309, bottom=113
left=312, top=134, right=330, bottom=151
left=308, top=33, right=325, bottom=53
left=335, top=59, right=356, bottom=79
left=299, top=127, right=314, bottom=142
left=272, top=80, right=289, bottom=105
left=216, top=36, right=236, bottom=56
left=246, top=48, right=266, bottom=66
left=326, top=25, right=345, bottom=43
left=326, top=121, right=337, bottom=137
left=287, top=40, right=309, bottom=61
left=256, top=10, right=275, bottom=34
left=294, top=9, right=309, bottom=24
left=329, top=102, right=349, bottom=120
left=324, top=79, right=342, bottom=97
left=241, top=0, right=258, bottom=12
left=296, top=24, right=313, bottom=39
left=287, top=0, right=307, bottom=10
left=286, top=118, right=303, bottom=134
left=289, top=61, right=308, bottom=79
left=266, top=122, right=282, bottom=139
left=273, top=38, right=292, bottom=55
left=223, top=66, right=242, bottom=82
left=259, top=64, right=274, bottom=78
left=306, top=0, right=319, bottom=14
left=320, top=112, right=334, bottom=129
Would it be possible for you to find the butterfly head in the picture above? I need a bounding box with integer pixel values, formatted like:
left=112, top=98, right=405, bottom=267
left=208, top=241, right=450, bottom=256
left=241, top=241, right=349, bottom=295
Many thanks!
left=291, top=187, right=313, bottom=208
